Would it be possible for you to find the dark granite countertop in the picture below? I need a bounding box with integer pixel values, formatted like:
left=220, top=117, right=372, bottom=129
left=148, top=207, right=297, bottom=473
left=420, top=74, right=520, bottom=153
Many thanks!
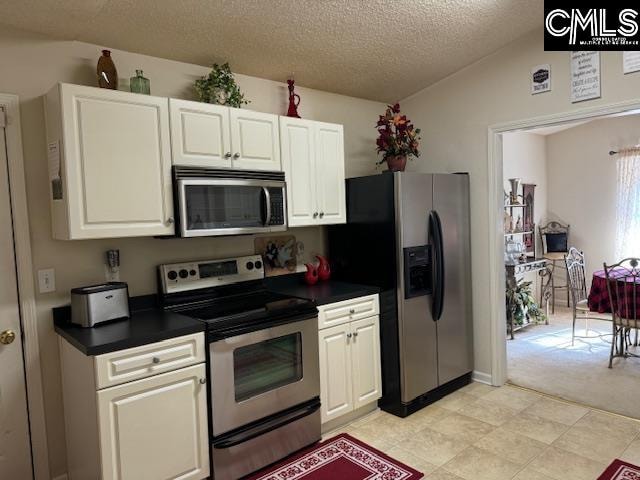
left=53, top=295, right=205, bottom=356
left=266, top=273, right=379, bottom=306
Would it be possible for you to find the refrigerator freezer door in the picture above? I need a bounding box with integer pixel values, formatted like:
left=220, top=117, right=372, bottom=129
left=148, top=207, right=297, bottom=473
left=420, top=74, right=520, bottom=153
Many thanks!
left=433, top=174, right=473, bottom=385
left=395, top=173, right=438, bottom=403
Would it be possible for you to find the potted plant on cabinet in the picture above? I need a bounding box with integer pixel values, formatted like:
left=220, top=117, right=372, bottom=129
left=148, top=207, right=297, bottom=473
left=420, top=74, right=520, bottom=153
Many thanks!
left=375, top=103, right=421, bottom=172
left=194, top=62, right=249, bottom=107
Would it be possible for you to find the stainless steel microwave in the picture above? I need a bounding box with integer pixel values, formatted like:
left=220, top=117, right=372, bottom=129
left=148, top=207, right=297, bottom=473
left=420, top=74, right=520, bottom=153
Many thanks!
left=173, top=167, right=287, bottom=237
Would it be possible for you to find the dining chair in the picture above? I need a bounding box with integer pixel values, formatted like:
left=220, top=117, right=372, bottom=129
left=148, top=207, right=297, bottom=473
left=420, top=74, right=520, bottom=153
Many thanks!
left=539, top=221, right=570, bottom=312
left=564, top=247, right=612, bottom=345
left=604, top=258, right=640, bottom=368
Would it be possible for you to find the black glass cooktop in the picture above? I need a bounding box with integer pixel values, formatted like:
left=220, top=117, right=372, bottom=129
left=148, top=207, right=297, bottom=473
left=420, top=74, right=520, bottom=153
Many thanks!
left=171, top=289, right=317, bottom=337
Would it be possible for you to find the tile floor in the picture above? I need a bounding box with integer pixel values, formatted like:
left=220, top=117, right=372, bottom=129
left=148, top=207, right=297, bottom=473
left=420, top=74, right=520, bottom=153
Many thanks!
left=324, top=383, right=640, bottom=480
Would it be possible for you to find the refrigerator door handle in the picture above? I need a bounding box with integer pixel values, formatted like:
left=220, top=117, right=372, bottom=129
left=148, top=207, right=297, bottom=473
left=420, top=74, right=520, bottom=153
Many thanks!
left=429, top=210, right=445, bottom=321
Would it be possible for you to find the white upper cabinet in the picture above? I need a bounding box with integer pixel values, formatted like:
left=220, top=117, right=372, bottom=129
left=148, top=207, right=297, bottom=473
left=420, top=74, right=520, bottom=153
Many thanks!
left=45, top=83, right=174, bottom=239
left=170, top=100, right=280, bottom=171
left=169, top=99, right=232, bottom=168
left=315, top=122, right=346, bottom=225
left=229, top=108, right=281, bottom=171
left=280, top=117, right=346, bottom=227
left=280, top=117, right=317, bottom=227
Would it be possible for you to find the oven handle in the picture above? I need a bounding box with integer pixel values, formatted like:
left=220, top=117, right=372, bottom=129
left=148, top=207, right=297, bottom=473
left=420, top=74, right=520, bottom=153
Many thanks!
left=213, top=399, right=320, bottom=449
left=262, top=187, right=272, bottom=226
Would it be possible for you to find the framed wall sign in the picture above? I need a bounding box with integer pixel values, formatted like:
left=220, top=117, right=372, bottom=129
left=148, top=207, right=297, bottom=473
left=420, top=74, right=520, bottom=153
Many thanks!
left=531, top=64, right=551, bottom=94
left=571, top=51, right=601, bottom=103
left=623, top=51, right=640, bottom=74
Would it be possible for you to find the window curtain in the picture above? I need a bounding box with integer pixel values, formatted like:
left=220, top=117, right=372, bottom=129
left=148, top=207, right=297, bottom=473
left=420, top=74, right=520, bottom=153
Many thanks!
left=615, top=150, right=640, bottom=259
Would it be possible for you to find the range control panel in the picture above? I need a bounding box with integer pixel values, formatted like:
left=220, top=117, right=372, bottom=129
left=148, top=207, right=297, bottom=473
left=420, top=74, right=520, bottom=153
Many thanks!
left=159, top=255, right=264, bottom=294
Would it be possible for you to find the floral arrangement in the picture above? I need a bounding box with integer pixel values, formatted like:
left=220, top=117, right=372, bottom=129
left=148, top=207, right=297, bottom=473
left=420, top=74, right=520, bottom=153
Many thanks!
left=375, top=103, right=421, bottom=164
left=195, top=62, right=249, bottom=108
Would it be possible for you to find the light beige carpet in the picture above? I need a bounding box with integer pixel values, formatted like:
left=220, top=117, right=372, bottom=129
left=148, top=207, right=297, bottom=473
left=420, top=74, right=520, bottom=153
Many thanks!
left=507, top=306, right=640, bottom=419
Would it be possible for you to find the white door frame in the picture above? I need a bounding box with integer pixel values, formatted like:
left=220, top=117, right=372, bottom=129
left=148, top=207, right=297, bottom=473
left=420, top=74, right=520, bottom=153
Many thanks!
left=488, top=98, right=640, bottom=386
left=1, top=93, right=50, bottom=480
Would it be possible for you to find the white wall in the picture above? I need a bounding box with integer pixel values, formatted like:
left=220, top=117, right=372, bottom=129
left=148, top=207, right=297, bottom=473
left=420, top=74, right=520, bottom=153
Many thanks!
left=503, top=132, right=547, bottom=299
left=546, top=115, right=640, bottom=283
left=0, top=25, right=384, bottom=477
left=402, top=28, right=640, bottom=379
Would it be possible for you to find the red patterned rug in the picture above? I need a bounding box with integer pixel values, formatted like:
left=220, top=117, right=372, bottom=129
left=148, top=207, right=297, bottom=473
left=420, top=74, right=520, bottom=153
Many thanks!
left=247, top=433, right=424, bottom=480
left=598, top=459, right=640, bottom=480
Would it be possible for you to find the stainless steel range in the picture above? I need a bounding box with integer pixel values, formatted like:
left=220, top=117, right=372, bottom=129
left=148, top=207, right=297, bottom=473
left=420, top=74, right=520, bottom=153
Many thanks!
left=158, top=255, right=320, bottom=480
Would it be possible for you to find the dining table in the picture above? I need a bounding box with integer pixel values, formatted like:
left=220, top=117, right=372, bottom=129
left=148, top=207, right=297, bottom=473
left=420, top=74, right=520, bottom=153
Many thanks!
left=588, top=268, right=640, bottom=314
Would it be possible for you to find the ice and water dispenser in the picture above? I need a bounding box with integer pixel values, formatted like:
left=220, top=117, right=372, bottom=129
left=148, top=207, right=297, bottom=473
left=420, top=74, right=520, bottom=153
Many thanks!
left=403, top=245, right=432, bottom=299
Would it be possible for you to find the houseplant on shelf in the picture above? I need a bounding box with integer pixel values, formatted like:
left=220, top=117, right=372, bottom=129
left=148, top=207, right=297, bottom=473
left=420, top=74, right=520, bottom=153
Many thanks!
left=194, top=62, right=249, bottom=108
left=506, top=279, right=547, bottom=326
left=376, top=103, right=421, bottom=172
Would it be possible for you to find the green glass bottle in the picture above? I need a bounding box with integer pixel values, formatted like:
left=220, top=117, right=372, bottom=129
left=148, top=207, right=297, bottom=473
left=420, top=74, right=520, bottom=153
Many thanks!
left=130, top=70, right=150, bottom=95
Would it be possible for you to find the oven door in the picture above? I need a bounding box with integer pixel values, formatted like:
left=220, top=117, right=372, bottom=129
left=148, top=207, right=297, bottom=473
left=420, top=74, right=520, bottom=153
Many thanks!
left=209, top=316, right=319, bottom=436
left=177, top=178, right=287, bottom=237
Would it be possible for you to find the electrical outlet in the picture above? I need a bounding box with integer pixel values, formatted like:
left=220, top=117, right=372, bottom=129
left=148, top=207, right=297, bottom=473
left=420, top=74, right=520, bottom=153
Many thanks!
left=38, top=268, right=56, bottom=293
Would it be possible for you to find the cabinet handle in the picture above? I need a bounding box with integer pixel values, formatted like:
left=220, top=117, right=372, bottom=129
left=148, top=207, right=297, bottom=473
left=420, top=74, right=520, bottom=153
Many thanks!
left=224, top=152, right=232, bottom=158
left=353, top=332, right=359, bottom=338
left=349, top=309, right=355, bottom=314
left=233, top=152, right=240, bottom=159
left=346, top=333, right=352, bottom=338
left=152, top=357, right=160, bottom=364
left=199, top=378, right=207, bottom=385
left=313, top=212, right=318, bottom=218
left=166, top=217, right=174, bottom=225
left=319, top=212, right=324, bottom=218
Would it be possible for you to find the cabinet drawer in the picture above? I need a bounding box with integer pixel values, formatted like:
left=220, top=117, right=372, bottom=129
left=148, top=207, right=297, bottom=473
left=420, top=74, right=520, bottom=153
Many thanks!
left=317, top=294, right=379, bottom=330
left=95, top=333, right=205, bottom=389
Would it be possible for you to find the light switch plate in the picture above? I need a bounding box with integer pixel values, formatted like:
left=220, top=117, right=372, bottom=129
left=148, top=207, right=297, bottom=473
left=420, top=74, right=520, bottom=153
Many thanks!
left=37, top=268, right=56, bottom=293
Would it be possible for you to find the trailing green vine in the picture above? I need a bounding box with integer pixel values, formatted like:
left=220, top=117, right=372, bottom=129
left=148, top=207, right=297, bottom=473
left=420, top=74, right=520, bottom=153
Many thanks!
left=195, top=63, right=249, bottom=108
left=506, top=279, right=547, bottom=326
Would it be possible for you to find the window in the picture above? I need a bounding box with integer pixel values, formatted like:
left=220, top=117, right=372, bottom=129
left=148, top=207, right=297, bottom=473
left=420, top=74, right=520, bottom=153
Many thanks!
left=615, top=151, right=640, bottom=259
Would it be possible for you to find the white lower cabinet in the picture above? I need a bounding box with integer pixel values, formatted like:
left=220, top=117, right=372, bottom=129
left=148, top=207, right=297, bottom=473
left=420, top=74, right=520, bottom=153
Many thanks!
left=319, top=324, right=353, bottom=422
left=318, top=295, right=381, bottom=425
left=98, top=364, right=209, bottom=480
left=59, top=333, right=209, bottom=480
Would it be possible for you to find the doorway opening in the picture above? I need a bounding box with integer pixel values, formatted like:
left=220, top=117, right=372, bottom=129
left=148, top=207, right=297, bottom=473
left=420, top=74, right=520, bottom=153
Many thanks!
left=491, top=105, right=640, bottom=418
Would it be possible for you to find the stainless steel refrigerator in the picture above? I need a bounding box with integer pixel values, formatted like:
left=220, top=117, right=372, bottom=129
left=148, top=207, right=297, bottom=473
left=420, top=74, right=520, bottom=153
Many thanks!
left=328, top=172, right=473, bottom=417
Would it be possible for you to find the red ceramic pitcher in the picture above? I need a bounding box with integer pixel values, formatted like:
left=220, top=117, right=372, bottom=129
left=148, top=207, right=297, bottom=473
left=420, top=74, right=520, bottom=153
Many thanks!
left=304, top=263, right=318, bottom=285
left=316, top=255, right=331, bottom=281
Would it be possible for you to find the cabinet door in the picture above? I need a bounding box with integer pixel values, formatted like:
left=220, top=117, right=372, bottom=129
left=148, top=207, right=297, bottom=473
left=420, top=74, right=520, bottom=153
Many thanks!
left=59, top=84, right=174, bottom=238
left=350, top=316, right=382, bottom=409
left=280, top=117, right=318, bottom=226
left=315, top=122, right=346, bottom=225
left=97, top=363, right=209, bottom=480
left=169, top=99, right=231, bottom=168
left=230, top=109, right=281, bottom=171
left=318, top=324, right=353, bottom=424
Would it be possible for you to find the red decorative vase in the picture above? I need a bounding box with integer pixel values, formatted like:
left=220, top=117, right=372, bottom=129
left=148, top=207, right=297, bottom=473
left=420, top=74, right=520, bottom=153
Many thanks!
left=316, top=255, right=331, bottom=281
left=304, top=263, right=318, bottom=285
left=386, top=155, right=407, bottom=172
left=286, top=79, right=301, bottom=118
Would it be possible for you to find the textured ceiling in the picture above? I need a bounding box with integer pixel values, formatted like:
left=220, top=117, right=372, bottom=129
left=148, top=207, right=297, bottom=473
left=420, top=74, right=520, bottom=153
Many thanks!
left=0, top=0, right=543, bottom=102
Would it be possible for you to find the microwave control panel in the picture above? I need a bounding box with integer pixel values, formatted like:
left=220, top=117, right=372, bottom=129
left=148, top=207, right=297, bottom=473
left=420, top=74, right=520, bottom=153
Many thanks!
left=268, top=188, right=285, bottom=226
left=159, top=255, right=264, bottom=294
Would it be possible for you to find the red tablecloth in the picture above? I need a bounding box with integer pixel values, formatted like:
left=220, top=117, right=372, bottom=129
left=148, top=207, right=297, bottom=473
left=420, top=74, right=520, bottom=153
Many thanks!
left=588, top=268, right=640, bottom=315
